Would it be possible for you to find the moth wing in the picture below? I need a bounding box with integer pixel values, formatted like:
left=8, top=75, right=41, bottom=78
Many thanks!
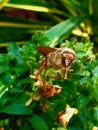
left=37, top=46, right=57, bottom=56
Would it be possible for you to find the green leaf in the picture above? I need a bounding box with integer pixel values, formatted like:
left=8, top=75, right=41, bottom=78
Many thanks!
left=0, top=54, right=9, bottom=73
left=7, top=42, right=22, bottom=64
left=0, top=92, right=11, bottom=108
left=57, top=127, right=67, bottom=130
left=0, top=83, right=7, bottom=97
left=10, top=88, right=22, bottom=93
left=20, top=122, right=31, bottom=130
left=8, top=42, right=20, bottom=53
left=77, top=51, right=87, bottom=58
left=93, top=107, right=98, bottom=121
left=68, top=127, right=82, bottom=130
left=77, top=95, right=89, bottom=108
left=7, top=0, right=53, bottom=12
left=78, top=111, right=87, bottom=130
left=0, top=103, right=33, bottom=115
left=45, top=15, right=88, bottom=42
left=79, top=77, right=93, bottom=86
left=29, top=114, right=48, bottom=130
left=92, top=66, right=98, bottom=77
left=94, top=86, right=98, bottom=102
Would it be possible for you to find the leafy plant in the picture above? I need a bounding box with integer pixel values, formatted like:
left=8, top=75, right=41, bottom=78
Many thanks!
left=0, top=33, right=98, bottom=130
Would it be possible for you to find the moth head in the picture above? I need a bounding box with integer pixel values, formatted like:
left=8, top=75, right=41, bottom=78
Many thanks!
left=58, top=48, right=76, bottom=67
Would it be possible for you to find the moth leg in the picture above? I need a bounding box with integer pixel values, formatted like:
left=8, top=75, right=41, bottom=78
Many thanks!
left=57, top=69, right=61, bottom=78
left=64, top=67, right=73, bottom=80
left=57, top=69, right=63, bottom=79
left=43, top=66, right=47, bottom=79
left=34, top=60, right=46, bottom=80
left=64, top=68, right=67, bottom=80
left=43, top=56, right=48, bottom=79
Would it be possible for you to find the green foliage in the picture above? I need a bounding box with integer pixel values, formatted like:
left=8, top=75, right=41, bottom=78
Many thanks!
left=29, top=114, right=48, bottom=130
left=0, top=34, right=98, bottom=130
left=0, top=103, right=33, bottom=115
left=45, top=15, right=88, bottom=44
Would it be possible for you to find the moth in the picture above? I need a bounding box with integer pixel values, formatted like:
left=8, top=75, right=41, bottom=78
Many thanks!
left=35, top=46, right=76, bottom=80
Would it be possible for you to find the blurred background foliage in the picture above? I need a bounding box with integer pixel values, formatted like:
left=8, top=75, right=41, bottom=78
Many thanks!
left=0, top=0, right=98, bottom=47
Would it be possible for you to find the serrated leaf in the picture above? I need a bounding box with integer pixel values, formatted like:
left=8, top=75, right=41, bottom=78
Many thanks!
left=0, top=103, right=33, bottom=115
left=29, top=114, right=48, bottom=130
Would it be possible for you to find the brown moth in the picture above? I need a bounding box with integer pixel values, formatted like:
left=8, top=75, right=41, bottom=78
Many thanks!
left=35, top=46, right=76, bottom=80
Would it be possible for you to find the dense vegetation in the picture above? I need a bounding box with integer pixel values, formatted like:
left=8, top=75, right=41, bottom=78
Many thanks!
left=0, top=34, right=98, bottom=130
